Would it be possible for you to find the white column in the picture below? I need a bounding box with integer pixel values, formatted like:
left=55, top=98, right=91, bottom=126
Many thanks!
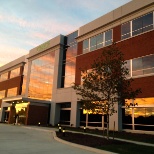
left=50, top=102, right=60, bottom=126
left=109, top=102, right=122, bottom=131
left=102, top=115, right=104, bottom=130
left=86, top=111, right=88, bottom=127
left=70, top=101, right=80, bottom=127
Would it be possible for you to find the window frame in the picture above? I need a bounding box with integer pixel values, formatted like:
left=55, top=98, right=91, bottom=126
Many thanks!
left=121, top=11, right=153, bottom=40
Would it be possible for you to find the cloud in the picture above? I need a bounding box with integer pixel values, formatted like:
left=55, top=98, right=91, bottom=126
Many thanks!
left=0, top=45, right=28, bottom=67
left=0, top=0, right=131, bottom=67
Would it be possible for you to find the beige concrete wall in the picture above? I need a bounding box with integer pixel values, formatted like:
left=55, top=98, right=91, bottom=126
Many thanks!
left=29, top=35, right=65, bottom=58
left=78, top=0, right=154, bottom=41
left=0, top=55, right=27, bottom=73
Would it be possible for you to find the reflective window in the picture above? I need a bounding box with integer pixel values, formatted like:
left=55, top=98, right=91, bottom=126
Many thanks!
left=126, top=97, right=154, bottom=106
left=67, top=31, right=78, bottom=45
left=64, top=58, right=76, bottom=87
left=62, top=31, right=78, bottom=88
left=10, top=67, right=20, bottom=78
left=83, top=29, right=112, bottom=53
left=96, top=33, right=104, bottom=49
left=21, top=63, right=28, bottom=96
left=83, top=39, right=89, bottom=53
left=7, top=87, right=17, bottom=97
left=90, top=36, right=97, bottom=51
left=28, top=51, right=55, bottom=100
left=123, top=98, right=154, bottom=131
left=132, top=17, right=143, bottom=36
left=132, top=54, right=154, bottom=76
left=90, top=34, right=104, bottom=51
left=66, top=44, right=77, bottom=62
left=105, top=30, right=112, bottom=46
left=0, top=90, right=5, bottom=99
left=134, top=107, right=154, bottom=131
left=121, top=22, right=131, bottom=39
left=143, top=54, right=154, bottom=68
left=132, top=57, right=143, bottom=76
left=0, top=72, right=8, bottom=81
left=121, top=12, right=153, bottom=39
left=142, top=13, right=153, bottom=32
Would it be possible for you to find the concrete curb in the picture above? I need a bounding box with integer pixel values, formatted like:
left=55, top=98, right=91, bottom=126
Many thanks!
left=22, top=126, right=154, bottom=152
left=22, top=126, right=117, bottom=154
left=65, top=130, right=154, bottom=147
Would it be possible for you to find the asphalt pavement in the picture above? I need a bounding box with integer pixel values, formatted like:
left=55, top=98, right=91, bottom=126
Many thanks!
left=0, top=124, right=114, bottom=154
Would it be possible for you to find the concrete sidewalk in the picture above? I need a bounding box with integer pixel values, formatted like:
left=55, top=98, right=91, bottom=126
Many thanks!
left=21, top=125, right=154, bottom=152
left=0, top=124, right=115, bottom=154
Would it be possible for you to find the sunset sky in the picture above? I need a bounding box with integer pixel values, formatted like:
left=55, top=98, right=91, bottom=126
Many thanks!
left=0, top=0, right=131, bottom=67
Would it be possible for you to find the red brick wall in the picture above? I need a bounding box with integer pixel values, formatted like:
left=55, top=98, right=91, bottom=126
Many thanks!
left=77, top=42, right=83, bottom=55
left=132, top=76, right=154, bottom=98
left=0, top=76, right=23, bottom=95
left=26, top=104, right=49, bottom=125
left=76, top=29, right=154, bottom=97
left=117, top=30, right=154, bottom=60
left=113, top=25, right=121, bottom=42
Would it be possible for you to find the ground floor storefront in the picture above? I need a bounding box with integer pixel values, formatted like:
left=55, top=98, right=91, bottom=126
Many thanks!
left=0, top=97, right=50, bottom=126
left=1, top=97, right=154, bottom=133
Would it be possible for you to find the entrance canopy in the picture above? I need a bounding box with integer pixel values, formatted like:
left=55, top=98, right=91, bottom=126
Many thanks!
left=2, top=96, right=51, bottom=105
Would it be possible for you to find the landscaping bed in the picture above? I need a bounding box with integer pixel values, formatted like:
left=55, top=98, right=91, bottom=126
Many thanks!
left=56, top=131, right=154, bottom=154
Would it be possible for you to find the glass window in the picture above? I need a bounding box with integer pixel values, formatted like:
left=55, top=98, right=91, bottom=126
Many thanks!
left=132, top=12, right=153, bottom=36
left=0, top=72, right=8, bottom=81
left=67, top=33, right=74, bottom=45
left=132, top=54, right=154, bottom=77
left=121, top=12, right=153, bottom=39
left=83, top=39, right=89, bottom=53
left=143, top=55, right=154, bottom=75
left=96, top=33, right=103, bottom=49
left=132, top=17, right=142, bottom=36
left=132, top=57, right=143, bottom=76
left=0, top=90, right=5, bottom=99
left=21, top=63, right=28, bottom=96
left=67, top=31, right=78, bottom=45
left=142, top=12, right=153, bottom=32
left=61, top=31, right=78, bottom=88
left=121, top=22, right=131, bottom=39
left=7, top=87, right=17, bottom=97
left=66, top=44, right=77, bottom=62
left=134, top=107, right=154, bottom=131
left=105, top=30, right=112, bottom=46
left=143, top=54, right=154, bottom=69
left=134, top=97, right=154, bottom=106
left=28, top=51, right=55, bottom=100
left=132, top=58, right=143, bottom=71
left=90, top=36, right=97, bottom=51
left=10, top=67, right=20, bottom=78
left=64, top=58, right=76, bottom=87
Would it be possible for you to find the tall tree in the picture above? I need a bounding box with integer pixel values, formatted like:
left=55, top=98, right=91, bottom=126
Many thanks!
left=73, top=44, right=141, bottom=139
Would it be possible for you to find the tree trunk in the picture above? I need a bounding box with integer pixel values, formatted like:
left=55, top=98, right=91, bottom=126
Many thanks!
left=107, top=114, right=109, bottom=140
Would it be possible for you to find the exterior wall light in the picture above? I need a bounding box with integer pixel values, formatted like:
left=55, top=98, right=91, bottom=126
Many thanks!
left=38, top=122, right=41, bottom=126
left=84, top=126, right=86, bottom=132
left=62, top=128, right=65, bottom=136
left=59, top=126, right=62, bottom=132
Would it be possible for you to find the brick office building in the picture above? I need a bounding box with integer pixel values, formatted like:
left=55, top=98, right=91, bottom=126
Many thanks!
left=0, top=0, right=154, bottom=132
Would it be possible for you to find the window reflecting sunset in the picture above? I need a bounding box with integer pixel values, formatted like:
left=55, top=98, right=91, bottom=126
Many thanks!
left=28, top=51, right=55, bottom=100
